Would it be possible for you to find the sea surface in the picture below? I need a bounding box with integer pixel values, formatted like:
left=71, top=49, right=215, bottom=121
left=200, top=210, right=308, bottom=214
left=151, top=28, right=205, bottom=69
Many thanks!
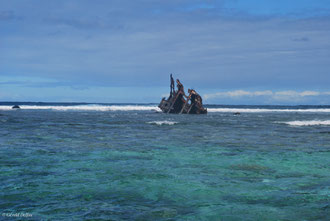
left=0, top=103, right=329, bottom=220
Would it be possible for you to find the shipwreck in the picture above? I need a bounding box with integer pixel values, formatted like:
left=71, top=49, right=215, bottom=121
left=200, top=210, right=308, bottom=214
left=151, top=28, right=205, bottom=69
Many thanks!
left=158, top=74, right=207, bottom=114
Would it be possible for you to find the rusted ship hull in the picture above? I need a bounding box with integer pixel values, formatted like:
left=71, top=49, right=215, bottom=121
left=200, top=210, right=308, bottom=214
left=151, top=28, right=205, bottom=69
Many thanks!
left=158, top=97, right=207, bottom=114
left=158, top=75, right=207, bottom=114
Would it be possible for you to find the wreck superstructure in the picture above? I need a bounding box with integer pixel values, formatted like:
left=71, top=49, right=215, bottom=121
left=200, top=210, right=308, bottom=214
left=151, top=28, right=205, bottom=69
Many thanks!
left=158, top=75, right=207, bottom=114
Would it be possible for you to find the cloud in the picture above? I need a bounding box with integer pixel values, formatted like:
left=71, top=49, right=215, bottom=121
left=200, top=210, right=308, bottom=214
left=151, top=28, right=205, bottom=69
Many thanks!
left=271, top=90, right=324, bottom=102
left=204, top=90, right=329, bottom=101
left=204, top=90, right=273, bottom=99
left=299, top=90, right=320, bottom=96
left=1, top=1, right=330, bottom=103
left=227, top=90, right=251, bottom=97
left=3, top=12, right=329, bottom=89
left=0, top=76, right=90, bottom=90
left=254, top=90, right=273, bottom=96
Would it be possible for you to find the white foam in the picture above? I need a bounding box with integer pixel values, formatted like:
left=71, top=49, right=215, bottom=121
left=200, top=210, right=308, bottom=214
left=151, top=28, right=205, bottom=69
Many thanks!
left=1, top=105, right=330, bottom=113
left=147, top=120, right=178, bottom=125
left=0, top=105, right=161, bottom=112
left=282, top=120, right=330, bottom=126
left=0, top=106, right=12, bottom=110
left=207, top=108, right=330, bottom=113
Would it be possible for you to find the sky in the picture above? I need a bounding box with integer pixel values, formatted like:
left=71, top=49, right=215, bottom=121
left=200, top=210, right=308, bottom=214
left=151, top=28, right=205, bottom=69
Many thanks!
left=1, top=0, right=330, bottom=104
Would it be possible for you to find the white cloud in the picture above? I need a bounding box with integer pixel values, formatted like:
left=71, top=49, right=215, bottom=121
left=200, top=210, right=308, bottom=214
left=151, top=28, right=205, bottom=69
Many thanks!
left=204, top=90, right=274, bottom=99
left=227, top=90, right=251, bottom=97
left=273, top=90, right=320, bottom=97
left=204, top=90, right=330, bottom=101
left=274, top=91, right=297, bottom=97
left=300, top=91, right=320, bottom=96
left=254, top=90, right=273, bottom=96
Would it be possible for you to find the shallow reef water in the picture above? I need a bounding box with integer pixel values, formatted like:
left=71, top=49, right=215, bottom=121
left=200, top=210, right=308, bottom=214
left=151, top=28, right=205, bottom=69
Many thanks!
left=0, top=104, right=329, bottom=220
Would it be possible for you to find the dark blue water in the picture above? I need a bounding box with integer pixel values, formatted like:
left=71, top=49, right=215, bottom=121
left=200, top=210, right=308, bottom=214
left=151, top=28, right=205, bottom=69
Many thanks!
left=1, top=103, right=329, bottom=220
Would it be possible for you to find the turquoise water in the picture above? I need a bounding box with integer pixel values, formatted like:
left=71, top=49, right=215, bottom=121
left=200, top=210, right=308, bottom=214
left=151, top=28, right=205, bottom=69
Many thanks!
left=0, top=104, right=329, bottom=220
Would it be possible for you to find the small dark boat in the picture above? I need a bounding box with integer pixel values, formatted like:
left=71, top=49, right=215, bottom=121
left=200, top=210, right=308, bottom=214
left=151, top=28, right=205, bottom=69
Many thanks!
left=12, top=105, right=20, bottom=109
left=158, top=74, right=207, bottom=114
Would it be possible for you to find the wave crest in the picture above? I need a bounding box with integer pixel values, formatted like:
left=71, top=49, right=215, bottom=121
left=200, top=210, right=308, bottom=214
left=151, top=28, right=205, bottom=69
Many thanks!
left=282, top=120, right=330, bottom=126
left=208, top=108, right=330, bottom=113
left=1, top=105, right=330, bottom=113
left=0, top=105, right=160, bottom=111
left=147, top=120, right=178, bottom=125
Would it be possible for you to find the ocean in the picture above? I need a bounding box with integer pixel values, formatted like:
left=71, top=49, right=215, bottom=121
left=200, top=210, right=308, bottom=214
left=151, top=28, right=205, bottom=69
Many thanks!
left=0, top=103, right=329, bottom=220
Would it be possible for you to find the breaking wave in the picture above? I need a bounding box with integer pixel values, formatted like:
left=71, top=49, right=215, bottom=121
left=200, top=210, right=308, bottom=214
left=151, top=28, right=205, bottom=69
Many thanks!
left=147, top=120, right=178, bottom=125
left=0, top=105, right=160, bottom=112
left=281, top=120, right=330, bottom=126
left=207, top=108, right=330, bottom=113
left=1, top=105, right=330, bottom=113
